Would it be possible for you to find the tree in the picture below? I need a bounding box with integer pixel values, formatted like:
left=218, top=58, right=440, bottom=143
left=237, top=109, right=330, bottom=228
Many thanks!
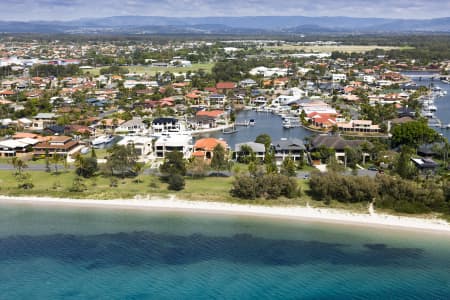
left=255, top=134, right=272, bottom=151
left=264, top=149, right=277, bottom=174
left=391, top=119, right=439, bottom=148
left=211, top=144, right=228, bottom=170
left=281, top=156, right=297, bottom=177
left=187, top=158, right=210, bottom=178
left=394, top=146, right=417, bottom=180
left=105, top=145, right=138, bottom=178
left=10, top=157, right=27, bottom=176
left=160, top=150, right=186, bottom=177
left=45, top=149, right=51, bottom=173
left=75, top=154, right=98, bottom=178
left=237, top=144, right=257, bottom=164
left=51, top=154, right=62, bottom=174
left=69, top=176, right=87, bottom=192
left=168, top=174, right=185, bottom=191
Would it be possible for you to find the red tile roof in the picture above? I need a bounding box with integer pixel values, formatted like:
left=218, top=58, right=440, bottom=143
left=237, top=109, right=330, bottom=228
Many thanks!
left=196, top=110, right=225, bottom=118
left=216, top=82, right=236, bottom=90
left=194, top=138, right=227, bottom=152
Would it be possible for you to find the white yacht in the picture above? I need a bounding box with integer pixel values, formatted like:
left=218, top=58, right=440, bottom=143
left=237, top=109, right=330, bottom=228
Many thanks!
left=91, top=135, right=115, bottom=148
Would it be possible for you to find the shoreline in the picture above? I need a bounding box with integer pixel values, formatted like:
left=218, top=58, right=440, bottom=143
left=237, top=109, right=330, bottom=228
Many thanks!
left=0, top=195, right=450, bottom=234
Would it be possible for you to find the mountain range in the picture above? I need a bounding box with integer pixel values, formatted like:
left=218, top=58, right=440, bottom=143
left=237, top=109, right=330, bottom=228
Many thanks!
left=0, top=15, right=449, bottom=34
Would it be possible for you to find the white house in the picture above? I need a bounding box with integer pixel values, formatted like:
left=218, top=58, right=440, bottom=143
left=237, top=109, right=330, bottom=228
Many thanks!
left=154, top=135, right=192, bottom=159
left=115, top=117, right=148, bottom=135
left=117, top=136, right=153, bottom=158
left=273, top=88, right=307, bottom=106
left=332, top=74, right=347, bottom=82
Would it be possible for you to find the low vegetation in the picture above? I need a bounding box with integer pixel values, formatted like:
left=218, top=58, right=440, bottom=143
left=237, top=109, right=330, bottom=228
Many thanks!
left=309, top=171, right=450, bottom=215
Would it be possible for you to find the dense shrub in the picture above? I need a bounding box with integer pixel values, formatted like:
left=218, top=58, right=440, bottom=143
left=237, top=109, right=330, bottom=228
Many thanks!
left=309, top=172, right=448, bottom=215
left=231, top=174, right=299, bottom=200
left=168, top=174, right=185, bottom=191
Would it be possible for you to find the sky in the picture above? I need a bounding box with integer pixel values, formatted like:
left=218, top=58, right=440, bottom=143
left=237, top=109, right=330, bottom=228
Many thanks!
left=0, top=0, right=448, bottom=21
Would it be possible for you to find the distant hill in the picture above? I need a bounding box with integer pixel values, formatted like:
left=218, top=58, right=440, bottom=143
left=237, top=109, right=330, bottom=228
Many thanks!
left=0, top=15, right=449, bottom=34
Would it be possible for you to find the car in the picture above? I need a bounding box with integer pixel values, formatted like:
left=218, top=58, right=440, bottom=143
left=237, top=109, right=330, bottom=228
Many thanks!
left=367, top=166, right=378, bottom=171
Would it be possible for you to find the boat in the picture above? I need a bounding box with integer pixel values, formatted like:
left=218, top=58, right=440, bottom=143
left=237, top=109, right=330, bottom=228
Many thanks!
left=222, top=125, right=238, bottom=134
left=222, top=128, right=238, bottom=134
left=428, top=104, right=437, bottom=112
left=235, top=120, right=250, bottom=126
left=422, top=111, right=434, bottom=118
left=80, top=146, right=90, bottom=155
left=91, top=135, right=115, bottom=148
left=249, top=119, right=255, bottom=126
left=282, top=117, right=301, bottom=128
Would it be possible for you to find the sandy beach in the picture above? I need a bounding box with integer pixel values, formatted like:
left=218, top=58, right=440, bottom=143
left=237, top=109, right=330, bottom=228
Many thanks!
left=0, top=194, right=449, bottom=234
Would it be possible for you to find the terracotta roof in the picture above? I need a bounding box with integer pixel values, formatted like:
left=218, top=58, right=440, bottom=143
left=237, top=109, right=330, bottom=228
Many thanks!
left=194, top=138, right=227, bottom=152
left=50, top=136, right=72, bottom=143
left=13, top=132, right=40, bottom=139
left=196, top=110, right=225, bottom=118
left=216, top=82, right=236, bottom=89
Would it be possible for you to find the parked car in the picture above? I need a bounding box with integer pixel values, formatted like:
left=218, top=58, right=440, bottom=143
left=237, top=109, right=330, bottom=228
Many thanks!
left=368, top=166, right=378, bottom=171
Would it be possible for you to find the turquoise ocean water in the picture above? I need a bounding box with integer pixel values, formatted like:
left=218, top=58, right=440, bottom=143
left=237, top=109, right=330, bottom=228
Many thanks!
left=0, top=202, right=449, bottom=299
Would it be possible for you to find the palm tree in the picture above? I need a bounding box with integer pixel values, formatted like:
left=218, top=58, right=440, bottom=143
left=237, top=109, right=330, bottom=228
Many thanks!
left=10, top=157, right=28, bottom=175
left=51, top=153, right=62, bottom=174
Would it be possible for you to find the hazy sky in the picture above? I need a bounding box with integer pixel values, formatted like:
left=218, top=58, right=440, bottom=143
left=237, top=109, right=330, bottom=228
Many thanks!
left=1, top=0, right=448, bottom=21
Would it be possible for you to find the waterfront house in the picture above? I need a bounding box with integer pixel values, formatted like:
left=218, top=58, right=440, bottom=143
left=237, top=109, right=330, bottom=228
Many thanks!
left=117, top=136, right=153, bottom=158
left=310, top=135, right=371, bottom=165
left=152, top=117, right=181, bottom=134
left=234, top=142, right=266, bottom=162
left=154, top=135, right=192, bottom=159
left=411, top=158, right=439, bottom=175
left=272, top=138, right=306, bottom=165
left=33, top=136, right=79, bottom=158
left=194, top=110, right=227, bottom=129
left=192, top=138, right=228, bottom=161
left=207, top=94, right=226, bottom=107
left=336, top=120, right=381, bottom=133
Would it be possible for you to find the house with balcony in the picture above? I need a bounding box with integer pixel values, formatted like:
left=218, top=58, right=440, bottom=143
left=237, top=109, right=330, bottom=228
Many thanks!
left=32, top=113, right=58, bottom=131
left=336, top=120, right=381, bottom=133
left=154, top=135, right=192, bottom=159
left=117, top=136, right=153, bottom=158
left=192, top=138, right=228, bottom=161
left=194, top=110, right=227, bottom=129
left=272, top=138, right=306, bottom=165
left=33, top=136, right=79, bottom=158
left=152, top=117, right=182, bottom=135
left=234, top=142, right=266, bottom=162
left=115, top=117, right=148, bottom=135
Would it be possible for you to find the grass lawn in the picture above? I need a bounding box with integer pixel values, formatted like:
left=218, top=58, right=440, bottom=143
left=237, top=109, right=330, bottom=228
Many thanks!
left=0, top=169, right=368, bottom=212
left=83, top=63, right=214, bottom=76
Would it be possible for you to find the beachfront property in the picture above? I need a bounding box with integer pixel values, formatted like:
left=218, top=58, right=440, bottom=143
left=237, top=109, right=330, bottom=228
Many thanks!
left=192, top=138, right=228, bottom=161
left=272, top=138, right=306, bottom=165
left=310, top=135, right=371, bottom=165
left=33, top=136, right=80, bottom=158
left=234, top=142, right=266, bottom=162
left=154, top=134, right=192, bottom=159
left=117, top=135, right=154, bottom=158
left=0, top=137, right=39, bottom=157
